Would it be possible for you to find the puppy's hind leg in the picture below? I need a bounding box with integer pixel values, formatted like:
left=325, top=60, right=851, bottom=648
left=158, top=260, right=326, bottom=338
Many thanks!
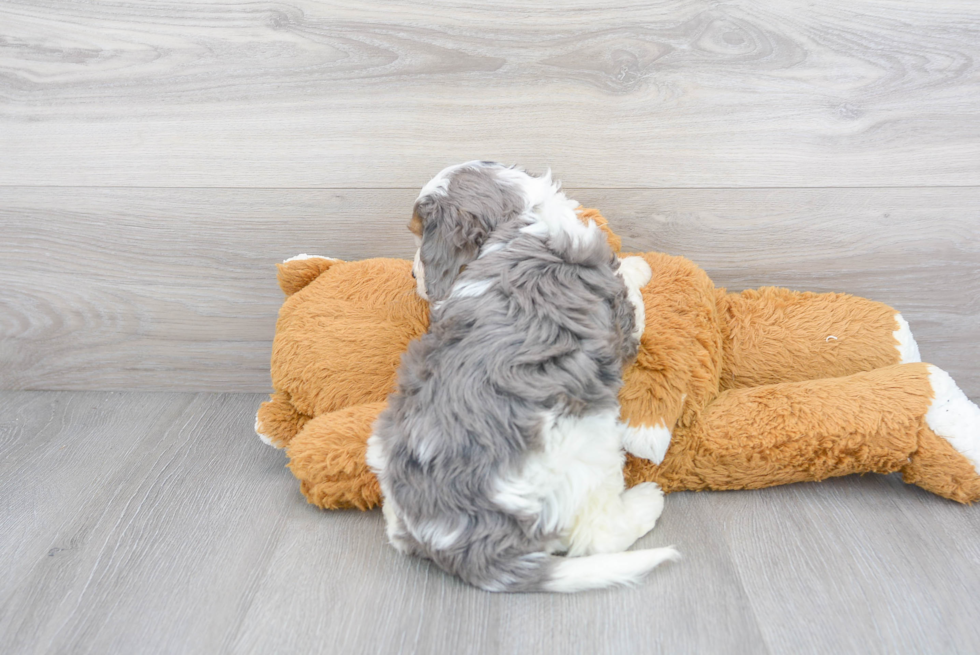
left=547, top=474, right=677, bottom=593
left=621, top=481, right=666, bottom=537
left=566, top=476, right=666, bottom=557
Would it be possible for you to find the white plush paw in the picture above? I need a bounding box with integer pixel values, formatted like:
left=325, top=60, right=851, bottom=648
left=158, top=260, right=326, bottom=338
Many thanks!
left=255, top=413, right=279, bottom=448
left=622, top=422, right=672, bottom=464
left=926, top=365, right=980, bottom=474
left=893, top=313, right=921, bottom=364
left=282, top=254, right=337, bottom=264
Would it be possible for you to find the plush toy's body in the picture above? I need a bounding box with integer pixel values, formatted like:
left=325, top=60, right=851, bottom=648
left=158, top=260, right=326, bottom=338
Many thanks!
left=257, top=211, right=980, bottom=508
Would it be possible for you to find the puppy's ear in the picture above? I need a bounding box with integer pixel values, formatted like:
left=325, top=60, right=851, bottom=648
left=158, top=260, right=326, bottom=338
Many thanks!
left=417, top=197, right=487, bottom=301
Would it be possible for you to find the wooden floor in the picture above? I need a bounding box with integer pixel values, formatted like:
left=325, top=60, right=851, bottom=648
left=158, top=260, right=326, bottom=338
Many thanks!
left=2, top=390, right=979, bottom=654
left=2, top=1, right=979, bottom=653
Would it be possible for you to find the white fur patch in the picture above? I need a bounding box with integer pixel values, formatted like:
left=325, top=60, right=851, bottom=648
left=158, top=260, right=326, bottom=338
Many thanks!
left=367, top=434, right=415, bottom=552
left=492, top=410, right=626, bottom=538
left=418, top=161, right=501, bottom=201
left=622, top=422, right=672, bottom=464
left=282, top=253, right=336, bottom=264
left=618, top=256, right=652, bottom=340
left=451, top=279, right=493, bottom=298
left=545, top=547, right=679, bottom=593
left=925, top=365, right=980, bottom=475
left=413, top=248, right=428, bottom=300
left=492, top=411, right=667, bottom=559
left=478, top=242, right=507, bottom=258
left=417, top=165, right=455, bottom=200
left=567, top=481, right=665, bottom=555
left=893, top=313, right=921, bottom=364
left=408, top=431, right=437, bottom=464
left=491, top=396, right=672, bottom=561
left=255, top=414, right=277, bottom=448
left=380, top=493, right=412, bottom=553
left=413, top=517, right=467, bottom=550
left=365, top=433, right=387, bottom=472
left=501, top=168, right=601, bottom=250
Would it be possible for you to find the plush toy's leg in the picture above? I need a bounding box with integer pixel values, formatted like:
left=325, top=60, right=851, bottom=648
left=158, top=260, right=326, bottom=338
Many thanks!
left=717, top=287, right=920, bottom=390
left=902, top=366, right=980, bottom=503
left=255, top=391, right=311, bottom=449
left=285, top=402, right=386, bottom=510
left=625, top=363, right=980, bottom=504
left=276, top=255, right=340, bottom=296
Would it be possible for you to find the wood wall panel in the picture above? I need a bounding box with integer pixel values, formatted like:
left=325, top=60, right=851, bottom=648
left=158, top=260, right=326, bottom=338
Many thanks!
left=1, top=0, right=978, bottom=187
left=2, top=186, right=976, bottom=395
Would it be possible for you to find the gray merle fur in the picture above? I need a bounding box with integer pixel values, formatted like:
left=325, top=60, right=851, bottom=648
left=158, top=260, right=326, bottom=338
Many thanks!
left=372, top=163, right=638, bottom=591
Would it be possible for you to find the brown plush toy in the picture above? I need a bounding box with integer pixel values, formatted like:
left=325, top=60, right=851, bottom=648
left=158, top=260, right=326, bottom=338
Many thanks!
left=256, top=210, right=980, bottom=509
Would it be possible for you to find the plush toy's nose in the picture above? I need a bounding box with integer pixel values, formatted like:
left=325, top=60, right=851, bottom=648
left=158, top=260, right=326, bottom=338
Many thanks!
left=411, top=270, right=416, bottom=279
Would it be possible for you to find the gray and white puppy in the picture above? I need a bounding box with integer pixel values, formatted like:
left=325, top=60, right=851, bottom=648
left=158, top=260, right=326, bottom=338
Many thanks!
left=367, top=162, right=677, bottom=593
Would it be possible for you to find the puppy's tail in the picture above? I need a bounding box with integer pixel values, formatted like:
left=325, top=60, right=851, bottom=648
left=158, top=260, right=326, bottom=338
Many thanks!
left=539, top=548, right=680, bottom=593
left=480, top=547, right=679, bottom=593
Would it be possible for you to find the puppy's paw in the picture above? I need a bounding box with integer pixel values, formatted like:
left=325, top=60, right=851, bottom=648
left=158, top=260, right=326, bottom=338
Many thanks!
left=618, top=256, right=653, bottom=290
left=622, top=482, right=665, bottom=535
left=622, top=422, right=672, bottom=464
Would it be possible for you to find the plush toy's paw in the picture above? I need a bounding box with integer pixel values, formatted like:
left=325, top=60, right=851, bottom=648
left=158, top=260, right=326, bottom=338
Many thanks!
left=902, top=365, right=980, bottom=504
left=618, top=256, right=652, bottom=340
left=924, top=366, right=980, bottom=474
left=893, top=313, right=922, bottom=364
left=255, top=392, right=311, bottom=449
left=622, top=422, right=673, bottom=465
left=276, top=255, right=341, bottom=296
left=255, top=413, right=277, bottom=448
left=283, top=254, right=336, bottom=262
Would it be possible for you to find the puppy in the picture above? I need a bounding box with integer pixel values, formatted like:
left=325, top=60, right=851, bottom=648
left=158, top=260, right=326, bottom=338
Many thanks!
left=366, top=162, right=677, bottom=592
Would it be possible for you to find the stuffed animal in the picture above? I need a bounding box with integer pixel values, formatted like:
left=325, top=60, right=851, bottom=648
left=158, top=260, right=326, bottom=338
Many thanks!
left=256, top=209, right=980, bottom=509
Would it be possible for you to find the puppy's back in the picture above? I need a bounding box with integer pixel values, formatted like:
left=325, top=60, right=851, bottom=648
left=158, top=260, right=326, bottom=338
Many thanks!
left=372, top=222, right=641, bottom=590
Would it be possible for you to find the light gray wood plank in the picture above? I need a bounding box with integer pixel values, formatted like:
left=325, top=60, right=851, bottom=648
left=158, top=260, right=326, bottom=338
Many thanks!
left=0, top=186, right=421, bottom=393
left=2, top=0, right=979, bottom=187
left=229, top=490, right=768, bottom=655
left=708, top=474, right=980, bottom=654
left=1, top=390, right=765, bottom=655
left=3, top=390, right=980, bottom=654
left=2, top=187, right=977, bottom=396
left=0, top=391, right=194, bottom=592
left=0, top=391, right=297, bottom=655
left=494, top=492, right=770, bottom=655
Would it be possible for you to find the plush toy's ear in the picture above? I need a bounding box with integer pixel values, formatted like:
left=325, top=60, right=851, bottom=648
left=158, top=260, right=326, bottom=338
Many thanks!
left=577, top=207, right=622, bottom=253
left=276, top=255, right=342, bottom=296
